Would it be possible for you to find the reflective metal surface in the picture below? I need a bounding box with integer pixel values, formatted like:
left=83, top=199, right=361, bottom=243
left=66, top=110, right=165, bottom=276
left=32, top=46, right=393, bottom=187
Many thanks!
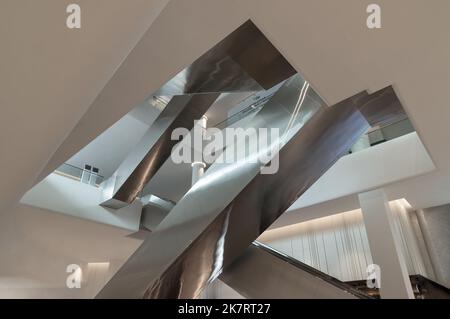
left=155, top=20, right=296, bottom=95
left=355, top=86, right=406, bottom=127
left=101, top=94, right=219, bottom=208
left=97, top=80, right=405, bottom=299
left=101, top=20, right=296, bottom=209
left=219, top=242, right=371, bottom=299
left=140, top=194, right=174, bottom=231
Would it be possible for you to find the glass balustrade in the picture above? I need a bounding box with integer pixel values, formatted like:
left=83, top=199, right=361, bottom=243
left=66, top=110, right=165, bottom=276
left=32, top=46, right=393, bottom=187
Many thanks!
left=349, top=118, right=414, bottom=153
left=54, top=163, right=104, bottom=187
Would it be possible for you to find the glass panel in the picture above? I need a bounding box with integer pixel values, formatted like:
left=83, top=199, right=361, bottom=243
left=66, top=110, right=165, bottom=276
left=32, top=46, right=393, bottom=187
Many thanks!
left=350, top=118, right=415, bottom=153
left=54, top=163, right=104, bottom=187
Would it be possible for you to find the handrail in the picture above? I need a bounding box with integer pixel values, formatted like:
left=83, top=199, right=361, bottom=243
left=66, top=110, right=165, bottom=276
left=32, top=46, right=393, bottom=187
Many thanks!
left=213, top=92, right=275, bottom=129
left=57, top=162, right=104, bottom=178
left=54, top=162, right=104, bottom=186
left=349, top=117, right=414, bottom=153
left=252, top=241, right=374, bottom=299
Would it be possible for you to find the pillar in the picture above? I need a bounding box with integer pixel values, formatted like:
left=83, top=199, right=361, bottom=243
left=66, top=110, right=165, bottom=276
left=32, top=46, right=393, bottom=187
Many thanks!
left=191, top=162, right=206, bottom=186
left=191, top=115, right=207, bottom=186
left=358, top=189, right=415, bottom=299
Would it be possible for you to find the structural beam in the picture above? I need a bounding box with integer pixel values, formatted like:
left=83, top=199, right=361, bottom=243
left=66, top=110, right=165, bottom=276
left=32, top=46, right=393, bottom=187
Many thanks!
left=359, top=189, right=415, bottom=299
left=100, top=20, right=296, bottom=208
left=97, top=80, right=406, bottom=298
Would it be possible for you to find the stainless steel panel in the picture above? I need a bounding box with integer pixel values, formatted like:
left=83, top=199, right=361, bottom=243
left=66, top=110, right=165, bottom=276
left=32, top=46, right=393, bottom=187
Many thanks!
left=220, top=242, right=368, bottom=299
left=140, top=194, right=174, bottom=231
left=97, top=75, right=346, bottom=298
left=101, top=20, right=297, bottom=209
left=154, top=20, right=296, bottom=95
left=97, top=82, right=405, bottom=298
left=356, top=86, right=407, bottom=127
left=101, top=94, right=220, bottom=208
left=140, top=204, right=171, bottom=232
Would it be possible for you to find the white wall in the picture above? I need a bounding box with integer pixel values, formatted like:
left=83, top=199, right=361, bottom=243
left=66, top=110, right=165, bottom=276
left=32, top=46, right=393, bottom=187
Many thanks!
left=0, top=0, right=170, bottom=214
left=67, top=114, right=150, bottom=179
left=21, top=173, right=142, bottom=231
left=289, top=132, right=435, bottom=210
left=0, top=204, right=143, bottom=298
left=417, top=204, right=450, bottom=288
left=259, top=199, right=429, bottom=282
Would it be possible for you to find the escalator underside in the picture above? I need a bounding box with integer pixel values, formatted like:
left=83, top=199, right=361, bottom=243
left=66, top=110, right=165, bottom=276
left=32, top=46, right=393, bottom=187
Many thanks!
left=97, top=20, right=407, bottom=299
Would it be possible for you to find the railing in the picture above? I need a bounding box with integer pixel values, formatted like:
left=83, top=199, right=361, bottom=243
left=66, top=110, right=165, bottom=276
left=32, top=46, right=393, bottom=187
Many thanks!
left=346, top=275, right=450, bottom=299
left=349, top=118, right=414, bottom=153
left=216, top=96, right=414, bottom=153
left=54, top=163, right=104, bottom=187
left=253, top=241, right=374, bottom=299
left=214, top=92, right=275, bottom=130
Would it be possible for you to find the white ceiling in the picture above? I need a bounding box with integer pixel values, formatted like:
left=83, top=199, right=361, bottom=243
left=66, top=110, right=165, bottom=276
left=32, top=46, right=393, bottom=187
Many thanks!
left=66, top=114, right=150, bottom=178
left=65, top=96, right=166, bottom=178
left=0, top=0, right=170, bottom=213
left=2, top=0, right=450, bottom=215
left=61, top=90, right=256, bottom=195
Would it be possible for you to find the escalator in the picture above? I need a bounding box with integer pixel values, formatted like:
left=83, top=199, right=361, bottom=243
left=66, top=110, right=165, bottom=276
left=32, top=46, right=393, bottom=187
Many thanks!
left=219, top=241, right=372, bottom=299
left=99, top=20, right=296, bottom=209
left=94, top=19, right=407, bottom=299
left=97, top=72, right=406, bottom=298
left=346, top=274, right=450, bottom=299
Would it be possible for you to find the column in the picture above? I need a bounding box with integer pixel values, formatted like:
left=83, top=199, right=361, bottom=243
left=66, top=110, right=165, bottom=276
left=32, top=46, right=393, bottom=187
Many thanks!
left=358, top=189, right=415, bottom=299
left=191, top=161, right=206, bottom=186
left=191, top=115, right=207, bottom=186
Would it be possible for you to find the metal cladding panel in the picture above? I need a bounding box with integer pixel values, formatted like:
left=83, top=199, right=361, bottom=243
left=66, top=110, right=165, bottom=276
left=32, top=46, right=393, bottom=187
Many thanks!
left=101, top=20, right=296, bottom=208
left=101, top=93, right=220, bottom=208
left=97, top=85, right=406, bottom=298
left=97, top=76, right=392, bottom=298
left=220, top=242, right=369, bottom=299
left=155, top=20, right=297, bottom=95
left=356, top=86, right=407, bottom=127
left=143, top=91, right=370, bottom=299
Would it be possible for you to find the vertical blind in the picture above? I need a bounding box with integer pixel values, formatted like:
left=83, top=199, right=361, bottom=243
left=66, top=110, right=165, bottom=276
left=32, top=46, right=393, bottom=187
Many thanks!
left=259, top=199, right=428, bottom=282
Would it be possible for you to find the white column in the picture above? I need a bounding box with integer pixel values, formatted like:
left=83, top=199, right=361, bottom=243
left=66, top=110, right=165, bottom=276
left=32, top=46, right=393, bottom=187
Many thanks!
left=191, top=162, right=206, bottom=186
left=198, top=115, right=207, bottom=134
left=358, top=189, right=415, bottom=299
left=191, top=116, right=207, bottom=186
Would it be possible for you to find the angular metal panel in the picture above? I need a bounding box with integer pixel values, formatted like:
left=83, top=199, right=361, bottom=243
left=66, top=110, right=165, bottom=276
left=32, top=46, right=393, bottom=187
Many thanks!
left=97, top=75, right=314, bottom=297
left=140, top=194, right=174, bottom=231
left=220, top=242, right=370, bottom=299
left=101, top=20, right=297, bottom=209
left=155, top=20, right=297, bottom=95
left=101, top=93, right=219, bottom=208
left=356, top=86, right=407, bottom=127
left=149, top=94, right=368, bottom=299
left=97, top=80, right=405, bottom=298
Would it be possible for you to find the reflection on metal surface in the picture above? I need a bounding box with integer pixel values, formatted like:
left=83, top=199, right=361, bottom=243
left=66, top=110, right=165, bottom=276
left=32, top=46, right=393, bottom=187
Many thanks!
left=140, top=194, right=175, bottom=231
left=141, top=194, right=175, bottom=211
left=97, top=81, right=406, bottom=298
left=350, top=117, right=415, bottom=153
left=101, top=94, right=219, bottom=209
left=213, top=84, right=282, bottom=130
left=219, top=242, right=372, bottom=299
left=54, top=163, right=104, bottom=187
left=101, top=20, right=296, bottom=209
left=355, top=86, right=406, bottom=127
left=155, top=20, right=296, bottom=96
